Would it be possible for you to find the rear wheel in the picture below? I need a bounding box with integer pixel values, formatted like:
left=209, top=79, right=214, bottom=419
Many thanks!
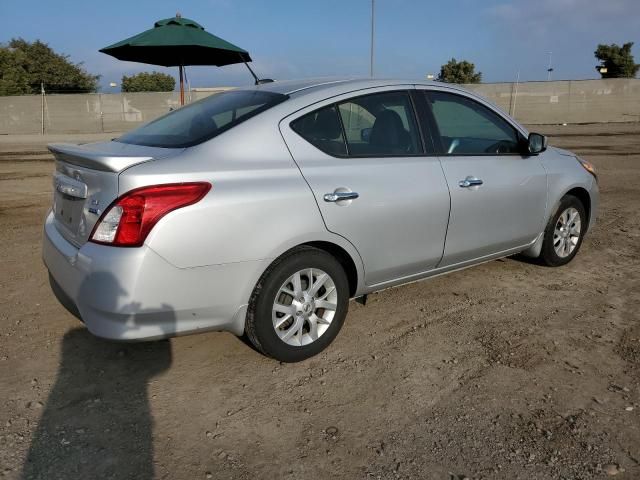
left=245, top=246, right=349, bottom=362
left=540, top=194, right=587, bottom=266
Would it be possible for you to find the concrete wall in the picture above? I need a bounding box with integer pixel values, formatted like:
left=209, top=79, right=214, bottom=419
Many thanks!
left=464, top=78, right=640, bottom=125
left=0, top=89, right=228, bottom=135
left=0, top=79, right=638, bottom=135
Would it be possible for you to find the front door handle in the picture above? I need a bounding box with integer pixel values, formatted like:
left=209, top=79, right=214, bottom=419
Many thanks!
left=458, top=177, right=483, bottom=188
left=323, top=191, right=359, bottom=202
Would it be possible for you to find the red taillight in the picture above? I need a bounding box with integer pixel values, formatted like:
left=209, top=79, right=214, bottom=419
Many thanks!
left=90, top=182, right=211, bottom=247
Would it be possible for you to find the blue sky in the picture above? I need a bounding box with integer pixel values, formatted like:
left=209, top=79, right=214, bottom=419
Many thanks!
left=2, top=0, right=638, bottom=90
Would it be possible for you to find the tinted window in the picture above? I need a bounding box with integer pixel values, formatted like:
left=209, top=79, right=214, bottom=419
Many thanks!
left=428, top=91, right=521, bottom=155
left=337, top=91, right=422, bottom=156
left=291, top=105, right=347, bottom=156
left=117, top=90, right=288, bottom=148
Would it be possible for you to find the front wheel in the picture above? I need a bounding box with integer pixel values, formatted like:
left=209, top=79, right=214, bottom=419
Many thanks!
left=539, top=194, right=587, bottom=267
left=245, top=246, right=350, bottom=362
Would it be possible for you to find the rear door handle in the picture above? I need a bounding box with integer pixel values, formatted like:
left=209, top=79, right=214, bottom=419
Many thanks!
left=323, top=191, right=359, bottom=202
left=458, top=177, right=483, bottom=188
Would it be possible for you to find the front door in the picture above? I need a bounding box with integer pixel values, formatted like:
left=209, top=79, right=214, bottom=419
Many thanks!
left=419, top=89, right=547, bottom=266
left=280, top=88, right=451, bottom=286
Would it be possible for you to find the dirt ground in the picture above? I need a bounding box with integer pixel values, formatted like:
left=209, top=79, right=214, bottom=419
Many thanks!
left=0, top=123, right=639, bottom=480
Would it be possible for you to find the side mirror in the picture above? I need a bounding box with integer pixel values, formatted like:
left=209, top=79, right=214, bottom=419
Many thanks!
left=527, top=133, right=547, bottom=154
left=361, top=127, right=372, bottom=142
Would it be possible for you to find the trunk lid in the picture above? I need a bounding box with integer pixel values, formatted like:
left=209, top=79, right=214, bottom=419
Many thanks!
left=48, top=141, right=180, bottom=247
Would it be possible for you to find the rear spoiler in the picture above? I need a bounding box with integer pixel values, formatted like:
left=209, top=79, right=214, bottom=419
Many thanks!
left=48, top=143, right=153, bottom=173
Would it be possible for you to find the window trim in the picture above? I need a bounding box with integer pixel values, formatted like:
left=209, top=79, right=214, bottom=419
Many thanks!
left=334, top=103, right=352, bottom=156
left=421, top=89, right=529, bottom=157
left=409, top=89, right=438, bottom=156
left=289, top=89, right=431, bottom=159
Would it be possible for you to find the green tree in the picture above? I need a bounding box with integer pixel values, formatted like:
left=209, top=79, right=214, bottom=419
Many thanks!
left=121, top=72, right=176, bottom=92
left=437, top=58, right=482, bottom=83
left=594, top=42, right=639, bottom=78
left=0, top=38, right=99, bottom=95
left=437, top=58, right=482, bottom=84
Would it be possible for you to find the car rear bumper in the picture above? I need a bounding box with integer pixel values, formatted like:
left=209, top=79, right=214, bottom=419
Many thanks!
left=43, top=211, right=268, bottom=340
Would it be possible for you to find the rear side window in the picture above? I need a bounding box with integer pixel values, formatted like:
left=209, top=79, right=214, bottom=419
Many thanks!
left=291, top=105, right=347, bottom=156
left=427, top=91, right=521, bottom=155
left=117, top=90, right=288, bottom=148
left=290, top=91, right=423, bottom=157
left=337, top=91, right=422, bottom=156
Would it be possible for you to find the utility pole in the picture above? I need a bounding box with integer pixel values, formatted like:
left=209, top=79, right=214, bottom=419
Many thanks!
left=512, top=70, right=520, bottom=117
left=40, top=81, right=45, bottom=135
left=547, top=51, right=554, bottom=81
left=370, top=0, right=375, bottom=77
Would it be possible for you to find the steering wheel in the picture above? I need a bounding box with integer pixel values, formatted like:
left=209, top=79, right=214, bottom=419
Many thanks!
left=485, top=140, right=514, bottom=154
left=447, top=138, right=460, bottom=154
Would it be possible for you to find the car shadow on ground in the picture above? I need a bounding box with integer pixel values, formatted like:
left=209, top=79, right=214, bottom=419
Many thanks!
left=510, top=253, right=543, bottom=265
left=22, top=272, right=174, bottom=480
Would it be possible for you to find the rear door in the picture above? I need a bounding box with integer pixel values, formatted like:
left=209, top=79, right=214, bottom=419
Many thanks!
left=280, top=87, right=451, bottom=286
left=416, top=88, right=547, bottom=266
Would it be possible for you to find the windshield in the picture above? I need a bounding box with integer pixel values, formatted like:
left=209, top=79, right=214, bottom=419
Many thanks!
left=116, top=90, right=288, bottom=148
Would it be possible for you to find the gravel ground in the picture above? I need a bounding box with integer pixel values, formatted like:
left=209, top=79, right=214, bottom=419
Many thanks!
left=0, top=123, right=639, bottom=479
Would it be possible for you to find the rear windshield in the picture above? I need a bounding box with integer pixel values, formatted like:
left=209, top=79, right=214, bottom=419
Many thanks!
left=116, top=90, right=288, bottom=148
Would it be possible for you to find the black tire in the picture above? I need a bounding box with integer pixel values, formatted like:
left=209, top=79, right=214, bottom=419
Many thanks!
left=540, top=194, right=587, bottom=267
left=245, top=246, right=350, bottom=362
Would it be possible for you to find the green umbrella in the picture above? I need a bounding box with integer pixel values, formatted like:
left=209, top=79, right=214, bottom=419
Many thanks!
left=100, top=14, right=259, bottom=105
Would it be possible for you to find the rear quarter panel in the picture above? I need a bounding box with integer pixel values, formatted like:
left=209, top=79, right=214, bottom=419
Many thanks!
left=117, top=114, right=365, bottom=289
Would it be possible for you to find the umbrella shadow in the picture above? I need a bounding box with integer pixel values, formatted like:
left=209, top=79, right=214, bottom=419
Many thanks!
left=23, top=272, right=174, bottom=480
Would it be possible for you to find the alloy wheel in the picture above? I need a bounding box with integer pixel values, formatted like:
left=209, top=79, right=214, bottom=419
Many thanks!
left=272, top=268, right=338, bottom=346
left=553, top=207, right=582, bottom=258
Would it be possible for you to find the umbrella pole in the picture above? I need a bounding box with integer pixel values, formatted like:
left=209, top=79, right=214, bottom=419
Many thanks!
left=243, top=61, right=260, bottom=85
left=179, top=65, right=185, bottom=105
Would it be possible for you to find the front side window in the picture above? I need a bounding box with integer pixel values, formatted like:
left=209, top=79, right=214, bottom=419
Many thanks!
left=337, top=91, right=422, bottom=156
left=117, top=90, right=288, bottom=148
left=427, top=91, right=521, bottom=155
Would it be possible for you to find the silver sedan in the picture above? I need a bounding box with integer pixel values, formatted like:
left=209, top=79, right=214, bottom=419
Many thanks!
left=43, top=78, right=599, bottom=361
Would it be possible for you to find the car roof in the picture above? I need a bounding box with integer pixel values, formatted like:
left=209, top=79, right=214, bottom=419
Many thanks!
left=239, top=77, right=455, bottom=97
left=234, top=77, right=529, bottom=137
